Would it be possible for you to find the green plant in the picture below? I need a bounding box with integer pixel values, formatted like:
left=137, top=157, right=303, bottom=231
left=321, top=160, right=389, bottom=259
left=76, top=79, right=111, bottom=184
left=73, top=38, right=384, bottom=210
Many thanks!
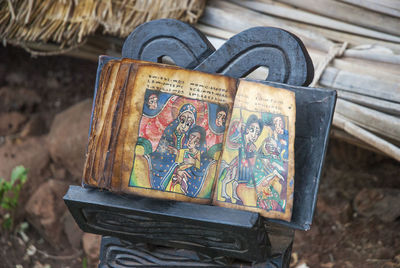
left=82, top=257, right=88, bottom=268
left=0, top=165, right=28, bottom=230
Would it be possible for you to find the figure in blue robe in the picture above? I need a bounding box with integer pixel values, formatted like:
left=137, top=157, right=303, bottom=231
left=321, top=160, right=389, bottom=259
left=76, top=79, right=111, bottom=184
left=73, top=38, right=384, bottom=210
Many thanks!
left=220, top=114, right=263, bottom=203
left=148, top=103, right=197, bottom=190
left=167, top=125, right=212, bottom=197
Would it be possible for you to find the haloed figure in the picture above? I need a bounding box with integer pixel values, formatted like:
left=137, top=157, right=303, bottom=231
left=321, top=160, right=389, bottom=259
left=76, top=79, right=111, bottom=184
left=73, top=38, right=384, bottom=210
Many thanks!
left=146, top=93, right=159, bottom=110
left=149, top=103, right=197, bottom=190
left=183, top=127, right=204, bottom=169
left=215, top=106, right=227, bottom=127
left=253, top=115, right=289, bottom=212
left=175, top=109, right=195, bottom=136
left=220, top=114, right=263, bottom=204
left=271, top=116, right=288, bottom=160
left=170, top=126, right=206, bottom=194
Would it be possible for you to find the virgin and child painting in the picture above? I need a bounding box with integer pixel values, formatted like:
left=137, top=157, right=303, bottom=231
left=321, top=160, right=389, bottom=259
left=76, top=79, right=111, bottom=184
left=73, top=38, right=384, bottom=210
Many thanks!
left=128, top=89, right=229, bottom=201
left=215, top=108, right=292, bottom=216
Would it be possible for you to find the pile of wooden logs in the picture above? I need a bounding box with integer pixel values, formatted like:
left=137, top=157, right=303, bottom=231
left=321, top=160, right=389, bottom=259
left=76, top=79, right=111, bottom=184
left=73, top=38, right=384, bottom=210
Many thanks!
left=197, top=0, right=400, bottom=161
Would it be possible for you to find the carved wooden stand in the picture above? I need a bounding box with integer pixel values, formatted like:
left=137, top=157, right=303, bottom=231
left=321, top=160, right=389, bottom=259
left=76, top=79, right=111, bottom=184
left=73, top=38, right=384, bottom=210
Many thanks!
left=64, top=19, right=336, bottom=267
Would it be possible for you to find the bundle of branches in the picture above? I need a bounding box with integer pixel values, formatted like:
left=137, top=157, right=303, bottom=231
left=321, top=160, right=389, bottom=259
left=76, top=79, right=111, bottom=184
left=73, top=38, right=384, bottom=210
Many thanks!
left=197, top=0, right=400, bottom=161
left=0, top=0, right=206, bottom=55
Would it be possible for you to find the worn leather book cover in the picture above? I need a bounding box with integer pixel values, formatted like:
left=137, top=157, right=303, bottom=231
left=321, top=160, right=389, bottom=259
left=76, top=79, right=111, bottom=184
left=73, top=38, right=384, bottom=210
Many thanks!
left=83, top=59, right=295, bottom=221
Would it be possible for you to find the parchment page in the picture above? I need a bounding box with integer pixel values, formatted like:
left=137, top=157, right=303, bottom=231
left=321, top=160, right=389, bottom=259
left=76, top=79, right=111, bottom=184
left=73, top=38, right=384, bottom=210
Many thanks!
left=213, top=80, right=295, bottom=221
left=114, top=61, right=237, bottom=203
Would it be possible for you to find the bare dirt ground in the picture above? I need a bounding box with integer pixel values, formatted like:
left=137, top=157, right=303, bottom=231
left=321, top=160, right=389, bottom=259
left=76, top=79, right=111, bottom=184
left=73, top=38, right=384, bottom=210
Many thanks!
left=0, top=46, right=96, bottom=268
left=0, top=45, right=399, bottom=268
left=293, top=141, right=400, bottom=268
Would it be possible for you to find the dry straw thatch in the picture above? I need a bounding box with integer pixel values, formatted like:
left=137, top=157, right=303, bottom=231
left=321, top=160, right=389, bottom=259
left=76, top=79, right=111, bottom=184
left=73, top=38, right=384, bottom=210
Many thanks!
left=0, top=0, right=206, bottom=53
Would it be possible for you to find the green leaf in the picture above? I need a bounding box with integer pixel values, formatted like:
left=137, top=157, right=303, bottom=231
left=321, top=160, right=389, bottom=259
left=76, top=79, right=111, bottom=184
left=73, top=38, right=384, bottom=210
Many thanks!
left=1, top=180, right=11, bottom=191
left=10, top=199, right=17, bottom=208
left=1, top=202, right=12, bottom=210
left=82, top=257, right=88, bottom=268
left=11, top=166, right=28, bottom=185
left=0, top=165, right=28, bottom=232
left=2, top=217, right=13, bottom=230
left=2, top=213, right=12, bottom=230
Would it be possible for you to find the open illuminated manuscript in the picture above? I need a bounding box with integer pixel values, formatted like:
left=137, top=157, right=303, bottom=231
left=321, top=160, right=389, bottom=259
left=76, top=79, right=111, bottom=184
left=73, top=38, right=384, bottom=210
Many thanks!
left=83, top=59, right=295, bottom=221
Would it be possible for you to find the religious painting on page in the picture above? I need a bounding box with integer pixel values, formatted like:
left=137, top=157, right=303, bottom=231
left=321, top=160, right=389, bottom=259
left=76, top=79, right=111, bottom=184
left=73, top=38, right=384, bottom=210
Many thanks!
left=214, top=80, right=295, bottom=221
left=83, top=59, right=295, bottom=220
left=128, top=89, right=230, bottom=200
left=114, top=62, right=237, bottom=204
